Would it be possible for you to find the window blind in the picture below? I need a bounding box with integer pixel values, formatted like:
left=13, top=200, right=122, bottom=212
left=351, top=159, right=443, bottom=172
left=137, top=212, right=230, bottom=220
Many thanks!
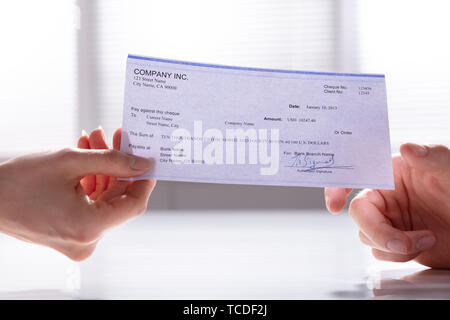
left=358, top=0, right=450, bottom=150
left=0, top=0, right=77, bottom=158
left=86, top=0, right=338, bottom=142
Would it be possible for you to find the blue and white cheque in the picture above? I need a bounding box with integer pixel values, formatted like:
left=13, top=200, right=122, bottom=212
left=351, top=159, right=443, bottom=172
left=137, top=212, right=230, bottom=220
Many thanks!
left=120, top=54, right=394, bottom=189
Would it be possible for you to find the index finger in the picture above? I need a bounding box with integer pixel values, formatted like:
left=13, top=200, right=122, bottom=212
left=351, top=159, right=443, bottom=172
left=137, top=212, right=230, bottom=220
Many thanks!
left=349, top=191, right=435, bottom=255
left=324, top=187, right=353, bottom=214
left=77, top=131, right=96, bottom=195
left=93, top=179, right=156, bottom=230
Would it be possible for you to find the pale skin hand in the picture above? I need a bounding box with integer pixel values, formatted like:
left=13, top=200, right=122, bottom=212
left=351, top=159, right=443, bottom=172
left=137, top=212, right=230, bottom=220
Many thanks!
left=324, top=143, right=450, bottom=268
left=0, top=127, right=156, bottom=261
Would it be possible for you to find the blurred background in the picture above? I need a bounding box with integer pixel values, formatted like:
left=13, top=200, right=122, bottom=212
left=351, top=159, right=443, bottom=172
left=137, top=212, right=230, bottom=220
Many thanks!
left=0, top=0, right=449, bottom=210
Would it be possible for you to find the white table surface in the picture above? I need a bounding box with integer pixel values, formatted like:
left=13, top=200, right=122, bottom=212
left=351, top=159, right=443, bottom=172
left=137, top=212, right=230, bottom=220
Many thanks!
left=0, top=210, right=449, bottom=299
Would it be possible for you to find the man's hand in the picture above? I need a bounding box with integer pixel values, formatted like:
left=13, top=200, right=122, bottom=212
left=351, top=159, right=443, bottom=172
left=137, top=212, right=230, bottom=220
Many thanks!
left=0, top=127, right=156, bottom=261
left=324, top=143, right=450, bottom=268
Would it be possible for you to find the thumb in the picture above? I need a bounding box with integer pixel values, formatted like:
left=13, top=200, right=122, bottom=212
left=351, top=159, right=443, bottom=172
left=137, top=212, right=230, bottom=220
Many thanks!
left=56, top=148, right=153, bottom=178
left=400, top=143, right=450, bottom=176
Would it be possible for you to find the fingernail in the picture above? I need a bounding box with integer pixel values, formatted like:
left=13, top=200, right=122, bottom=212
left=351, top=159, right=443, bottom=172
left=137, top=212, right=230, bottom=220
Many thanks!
left=409, top=143, right=428, bottom=157
left=387, top=239, right=408, bottom=254
left=416, top=236, right=436, bottom=251
left=325, top=196, right=331, bottom=210
left=129, top=155, right=152, bottom=170
left=81, top=129, right=88, bottom=137
left=97, top=125, right=106, bottom=140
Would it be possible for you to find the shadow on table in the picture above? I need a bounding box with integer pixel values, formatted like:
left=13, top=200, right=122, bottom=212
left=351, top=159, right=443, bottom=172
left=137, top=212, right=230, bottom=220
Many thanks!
left=0, top=289, right=76, bottom=300
left=2, top=269, right=449, bottom=300
left=371, top=268, right=450, bottom=299
left=332, top=268, right=450, bottom=299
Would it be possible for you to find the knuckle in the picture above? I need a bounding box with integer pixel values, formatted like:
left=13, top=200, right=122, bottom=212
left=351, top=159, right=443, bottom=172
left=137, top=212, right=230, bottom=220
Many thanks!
left=93, top=199, right=108, bottom=212
left=104, top=149, right=126, bottom=167
left=105, top=149, right=120, bottom=161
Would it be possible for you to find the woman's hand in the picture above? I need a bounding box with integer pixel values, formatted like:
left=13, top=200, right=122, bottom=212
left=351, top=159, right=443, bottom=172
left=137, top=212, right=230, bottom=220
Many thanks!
left=324, top=143, right=450, bottom=268
left=0, top=127, right=156, bottom=261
